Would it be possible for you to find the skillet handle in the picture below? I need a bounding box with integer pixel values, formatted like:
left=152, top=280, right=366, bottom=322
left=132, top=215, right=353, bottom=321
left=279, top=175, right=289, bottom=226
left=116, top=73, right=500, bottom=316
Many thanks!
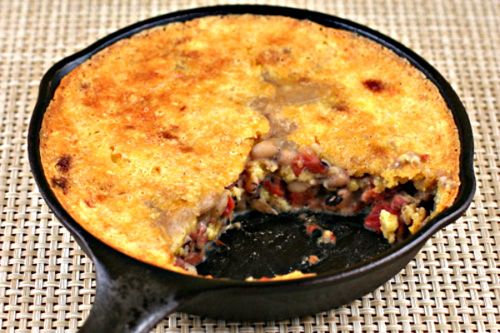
left=78, top=239, right=206, bottom=333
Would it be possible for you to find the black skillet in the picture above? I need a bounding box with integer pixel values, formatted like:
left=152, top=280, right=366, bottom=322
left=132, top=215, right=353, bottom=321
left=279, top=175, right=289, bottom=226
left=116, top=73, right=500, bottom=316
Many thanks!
left=27, top=5, right=475, bottom=333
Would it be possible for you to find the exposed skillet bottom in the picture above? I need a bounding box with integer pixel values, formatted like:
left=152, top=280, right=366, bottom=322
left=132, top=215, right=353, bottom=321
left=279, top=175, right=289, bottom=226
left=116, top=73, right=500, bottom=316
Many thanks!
left=197, top=211, right=390, bottom=279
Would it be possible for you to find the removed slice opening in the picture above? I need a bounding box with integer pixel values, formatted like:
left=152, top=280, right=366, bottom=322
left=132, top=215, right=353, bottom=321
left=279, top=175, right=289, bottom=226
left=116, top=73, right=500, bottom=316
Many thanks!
left=174, top=138, right=436, bottom=274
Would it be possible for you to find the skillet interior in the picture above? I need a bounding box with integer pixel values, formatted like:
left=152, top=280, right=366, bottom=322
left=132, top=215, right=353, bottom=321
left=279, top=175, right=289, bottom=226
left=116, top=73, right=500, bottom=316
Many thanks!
left=27, top=4, right=475, bottom=330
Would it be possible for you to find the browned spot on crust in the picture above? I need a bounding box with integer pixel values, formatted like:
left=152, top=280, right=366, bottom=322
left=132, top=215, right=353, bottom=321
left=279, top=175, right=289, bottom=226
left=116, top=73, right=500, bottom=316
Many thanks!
left=181, top=50, right=201, bottom=59
left=95, top=194, right=107, bottom=202
left=81, top=77, right=115, bottom=108
left=363, top=79, right=385, bottom=92
left=85, top=192, right=107, bottom=207
left=179, top=105, right=187, bottom=112
left=84, top=199, right=95, bottom=208
left=159, top=130, right=179, bottom=140
left=267, top=35, right=292, bottom=46
left=174, top=36, right=192, bottom=45
left=55, top=155, right=72, bottom=173
left=371, top=143, right=388, bottom=157
left=82, top=94, right=99, bottom=108
left=180, top=145, right=194, bottom=153
left=316, top=113, right=333, bottom=124
left=297, top=76, right=313, bottom=84
left=332, top=103, right=351, bottom=113
left=133, top=70, right=161, bottom=82
left=51, top=177, right=68, bottom=194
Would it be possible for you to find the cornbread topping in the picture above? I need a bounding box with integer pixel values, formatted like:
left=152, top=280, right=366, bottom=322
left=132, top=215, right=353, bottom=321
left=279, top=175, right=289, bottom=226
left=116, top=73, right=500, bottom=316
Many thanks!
left=40, top=15, right=460, bottom=277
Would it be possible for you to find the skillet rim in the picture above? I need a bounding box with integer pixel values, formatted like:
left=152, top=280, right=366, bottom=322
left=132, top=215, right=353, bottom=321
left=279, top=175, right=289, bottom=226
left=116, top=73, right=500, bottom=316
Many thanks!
left=27, top=4, right=475, bottom=288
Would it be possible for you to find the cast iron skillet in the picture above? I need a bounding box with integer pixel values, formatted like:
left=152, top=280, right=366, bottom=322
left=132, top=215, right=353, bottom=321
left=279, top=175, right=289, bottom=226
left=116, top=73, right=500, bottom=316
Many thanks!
left=27, top=5, right=475, bottom=333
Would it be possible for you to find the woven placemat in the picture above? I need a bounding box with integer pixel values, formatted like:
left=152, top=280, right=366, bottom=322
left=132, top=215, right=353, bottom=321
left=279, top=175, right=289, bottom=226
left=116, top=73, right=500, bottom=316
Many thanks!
left=0, top=0, right=498, bottom=332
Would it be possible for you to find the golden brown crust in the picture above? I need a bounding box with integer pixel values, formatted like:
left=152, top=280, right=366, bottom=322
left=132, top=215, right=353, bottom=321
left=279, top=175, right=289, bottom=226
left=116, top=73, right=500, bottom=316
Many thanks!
left=40, top=15, right=460, bottom=274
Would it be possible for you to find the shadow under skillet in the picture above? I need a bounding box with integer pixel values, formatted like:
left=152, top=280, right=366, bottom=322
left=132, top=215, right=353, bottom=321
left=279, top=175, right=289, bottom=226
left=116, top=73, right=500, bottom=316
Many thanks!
left=197, top=211, right=391, bottom=280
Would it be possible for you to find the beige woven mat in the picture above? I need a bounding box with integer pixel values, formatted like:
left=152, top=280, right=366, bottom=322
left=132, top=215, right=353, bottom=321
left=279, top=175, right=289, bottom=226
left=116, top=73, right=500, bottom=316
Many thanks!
left=0, top=0, right=499, bottom=332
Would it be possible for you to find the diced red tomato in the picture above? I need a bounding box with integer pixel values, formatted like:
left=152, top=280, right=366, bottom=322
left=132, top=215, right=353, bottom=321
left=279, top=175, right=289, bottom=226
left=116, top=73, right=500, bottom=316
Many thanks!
left=291, top=151, right=328, bottom=176
left=305, top=223, right=320, bottom=235
left=364, top=193, right=408, bottom=233
left=291, top=156, right=304, bottom=176
left=361, top=188, right=385, bottom=203
left=390, top=194, right=409, bottom=211
left=303, top=155, right=328, bottom=174
left=420, top=154, right=429, bottom=162
left=189, top=223, right=208, bottom=248
left=364, top=209, right=382, bottom=232
left=223, top=196, right=235, bottom=217
left=364, top=202, right=397, bottom=233
left=184, top=252, right=203, bottom=265
left=174, top=257, right=186, bottom=268
left=263, top=178, right=285, bottom=197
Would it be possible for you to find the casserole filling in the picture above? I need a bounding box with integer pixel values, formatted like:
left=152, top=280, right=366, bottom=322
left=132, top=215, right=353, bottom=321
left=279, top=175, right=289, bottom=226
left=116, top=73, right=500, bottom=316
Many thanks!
left=174, top=138, right=435, bottom=273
